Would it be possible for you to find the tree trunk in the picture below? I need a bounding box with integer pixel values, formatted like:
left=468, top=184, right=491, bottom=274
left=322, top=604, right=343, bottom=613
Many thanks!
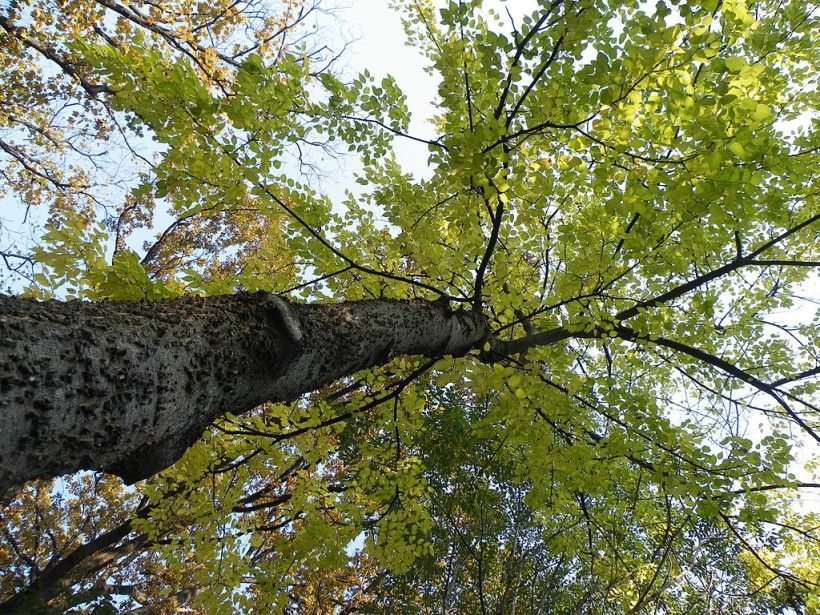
left=0, top=293, right=488, bottom=494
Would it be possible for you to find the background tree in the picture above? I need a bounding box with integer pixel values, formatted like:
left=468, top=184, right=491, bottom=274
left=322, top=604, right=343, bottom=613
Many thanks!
left=1, top=0, right=819, bottom=612
left=0, top=0, right=324, bottom=289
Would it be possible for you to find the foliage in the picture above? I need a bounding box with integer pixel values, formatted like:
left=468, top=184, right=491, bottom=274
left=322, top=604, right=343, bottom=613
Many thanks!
left=1, top=0, right=819, bottom=612
left=0, top=0, right=317, bottom=290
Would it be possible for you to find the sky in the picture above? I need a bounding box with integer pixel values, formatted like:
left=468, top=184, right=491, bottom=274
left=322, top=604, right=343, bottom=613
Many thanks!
left=312, top=1, right=539, bottom=193
left=306, top=1, right=439, bottom=200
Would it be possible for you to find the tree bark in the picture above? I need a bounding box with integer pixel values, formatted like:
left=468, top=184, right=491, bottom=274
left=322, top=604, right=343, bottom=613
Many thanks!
left=0, top=293, right=488, bottom=494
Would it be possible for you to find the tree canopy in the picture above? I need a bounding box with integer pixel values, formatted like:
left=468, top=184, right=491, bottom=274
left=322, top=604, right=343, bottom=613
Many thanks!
left=0, top=0, right=818, bottom=612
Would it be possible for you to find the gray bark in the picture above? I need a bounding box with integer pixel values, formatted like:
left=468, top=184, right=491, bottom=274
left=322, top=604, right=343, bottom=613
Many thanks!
left=0, top=293, right=488, bottom=494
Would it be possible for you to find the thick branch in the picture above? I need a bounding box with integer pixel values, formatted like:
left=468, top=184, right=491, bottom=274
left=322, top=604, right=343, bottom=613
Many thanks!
left=0, top=294, right=489, bottom=493
left=0, top=515, right=143, bottom=613
left=490, top=325, right=583, bottom=358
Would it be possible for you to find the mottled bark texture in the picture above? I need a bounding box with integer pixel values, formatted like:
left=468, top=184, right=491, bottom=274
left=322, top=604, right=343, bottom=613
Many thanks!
left=0, top=293, right=488, bottom=494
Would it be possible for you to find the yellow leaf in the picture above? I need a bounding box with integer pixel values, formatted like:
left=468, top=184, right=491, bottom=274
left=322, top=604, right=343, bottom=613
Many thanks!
left=752, top=103, right=770, bottom=122
left=728, top=141, right=746, bottom=158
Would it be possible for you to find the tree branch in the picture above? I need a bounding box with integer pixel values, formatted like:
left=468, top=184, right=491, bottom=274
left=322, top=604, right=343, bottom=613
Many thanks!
left=613, top=325, right=820, bottom=443
left=615, top=213, right=820, bottom=321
